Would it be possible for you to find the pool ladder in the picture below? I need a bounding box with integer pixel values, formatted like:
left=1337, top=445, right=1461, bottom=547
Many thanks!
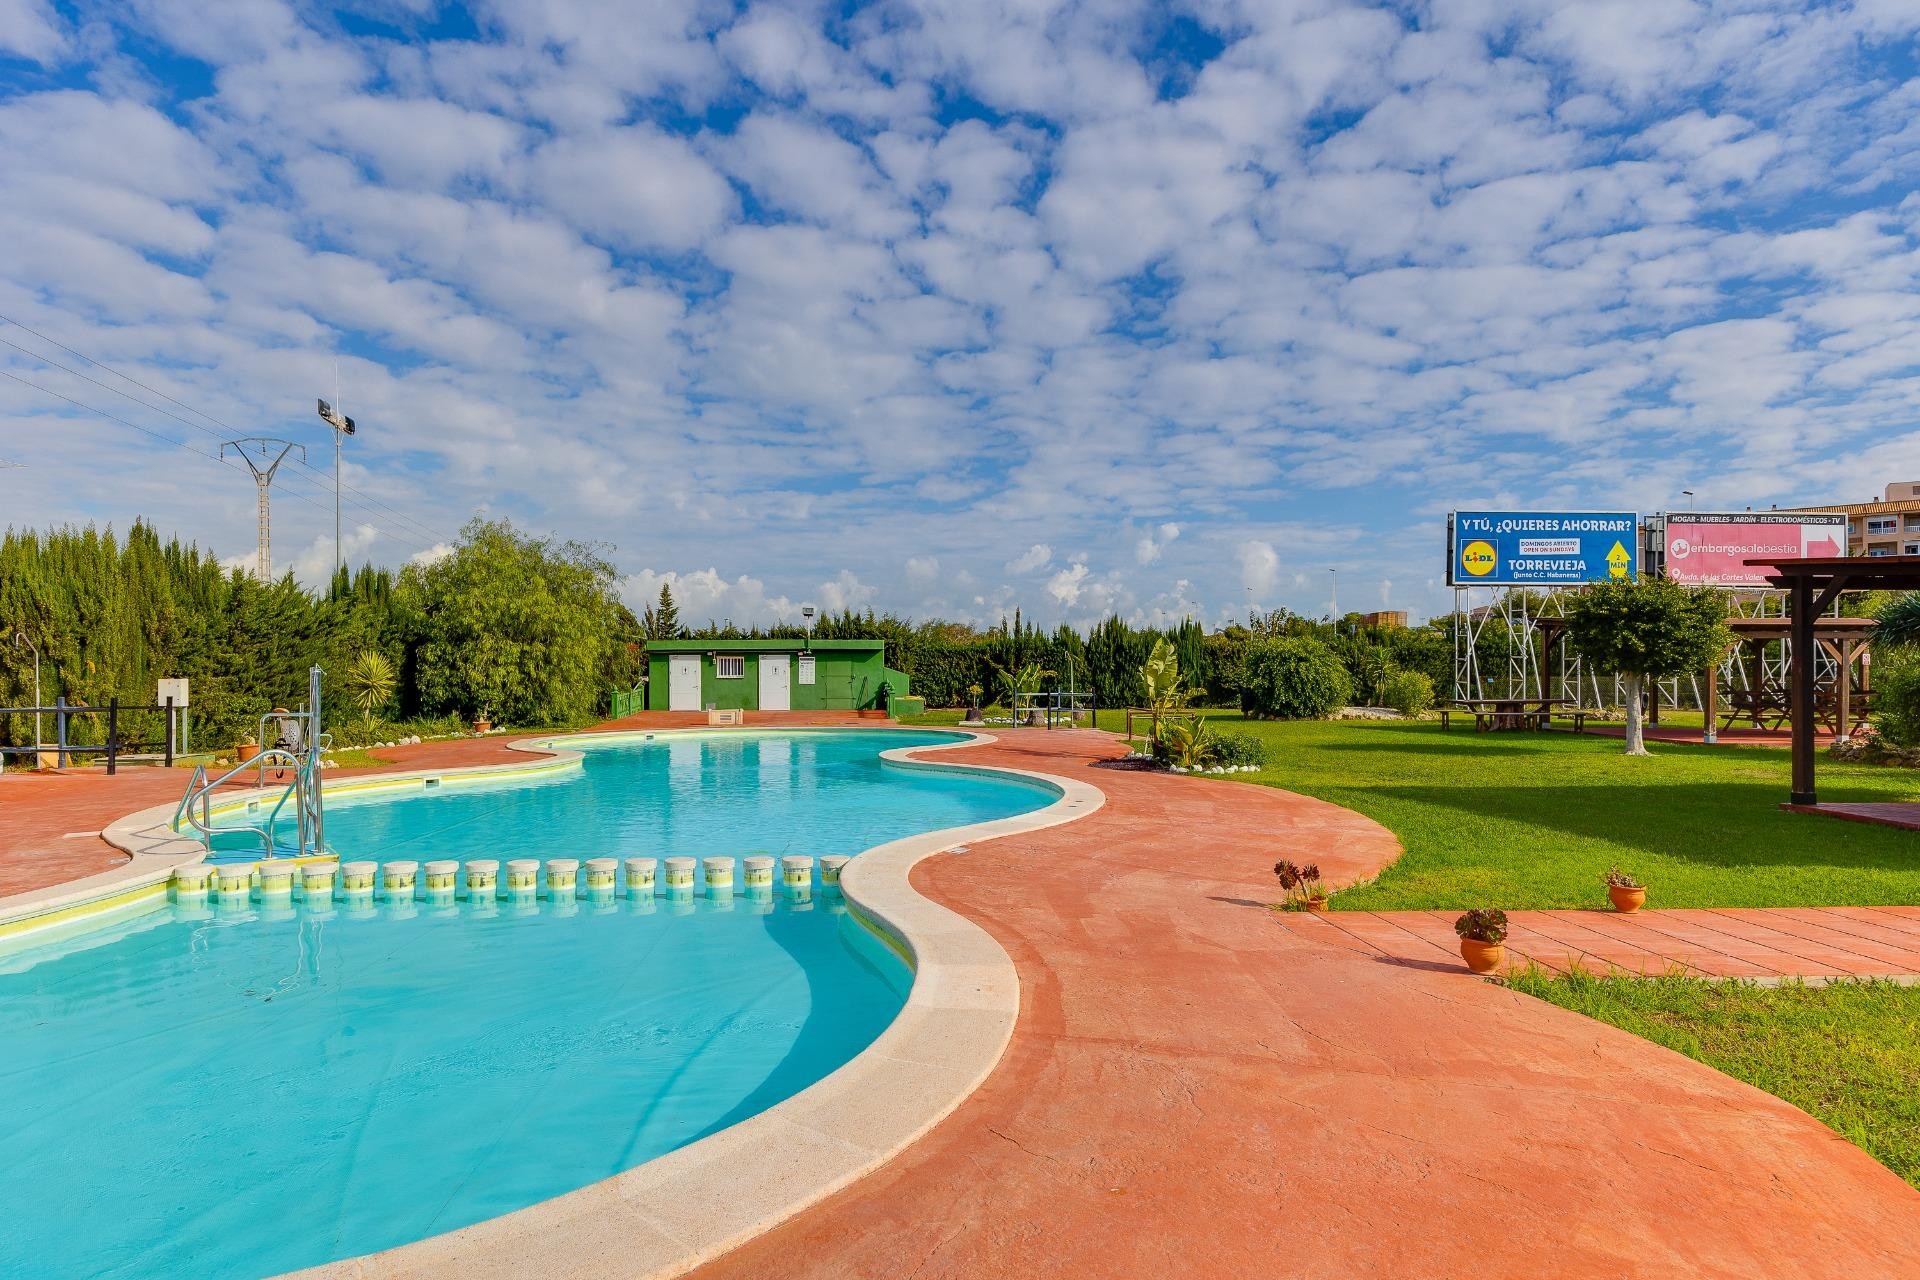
left=175, top=666, right=330, bottom=860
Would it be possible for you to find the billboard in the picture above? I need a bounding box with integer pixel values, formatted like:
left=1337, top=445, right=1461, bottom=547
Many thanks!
left=1448, top=511, right=1638, bottom=586
left=1662, top=512, right=1847, bottom=587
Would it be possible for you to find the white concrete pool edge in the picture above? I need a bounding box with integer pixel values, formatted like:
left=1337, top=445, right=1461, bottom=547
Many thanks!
left=0, top=744, right=588, bottom=945
left=291, top=729, right=1104, bottom=1280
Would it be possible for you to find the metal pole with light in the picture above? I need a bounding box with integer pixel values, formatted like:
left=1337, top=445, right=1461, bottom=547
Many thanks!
left=316, top=398, right=357, bottom=585
left=801, top=605, right=815, bottom=646
left=1329, top=568, right=1338, bottom=623
left=13, top=631, right=41, bottom=762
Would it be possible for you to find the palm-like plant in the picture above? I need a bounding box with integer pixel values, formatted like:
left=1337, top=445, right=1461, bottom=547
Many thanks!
left=343, top=650, right=397, bottom=722
left=1159, top=714, right=1214, bottom=768
left=1142, top=636, right=1191, bottom=712
left=1874, top=593, right=1920, bottom=649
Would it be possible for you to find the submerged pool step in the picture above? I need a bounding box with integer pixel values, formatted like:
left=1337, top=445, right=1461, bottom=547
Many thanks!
left=171, top=853, right=838, bottom=907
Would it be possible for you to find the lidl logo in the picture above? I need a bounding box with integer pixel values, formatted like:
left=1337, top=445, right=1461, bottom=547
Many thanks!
left=1459, top=539, right=1497, bottom=577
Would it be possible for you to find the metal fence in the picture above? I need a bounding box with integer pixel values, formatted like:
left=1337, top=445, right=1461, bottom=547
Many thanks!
left=0, top=697, right=184, bottom=773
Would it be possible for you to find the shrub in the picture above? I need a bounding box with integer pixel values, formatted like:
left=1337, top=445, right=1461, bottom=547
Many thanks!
left=1874, top=650, right=1920, bottom=748
left=1150, top=714, right=1213, bottom=768
left=1241, top=637, right=1352, bottom=719
left=1454, top=908, right=1509, bottom=944
left=1380, top=669, right=1435, bottom=717
left=1208, top=730, right=1267, bottom=768
left=1273, top=859, right=1326, bottom=909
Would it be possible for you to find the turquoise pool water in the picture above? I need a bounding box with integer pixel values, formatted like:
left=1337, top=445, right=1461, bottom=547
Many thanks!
left=0, top=730, right=1049, bottom=1280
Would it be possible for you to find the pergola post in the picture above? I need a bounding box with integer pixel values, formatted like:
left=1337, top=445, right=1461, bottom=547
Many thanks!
left=1789, top=576, right=1817, bottom=806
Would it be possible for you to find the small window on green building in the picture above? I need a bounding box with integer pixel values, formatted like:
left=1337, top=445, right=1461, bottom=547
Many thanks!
left=716, top=656, right=745, bottom=678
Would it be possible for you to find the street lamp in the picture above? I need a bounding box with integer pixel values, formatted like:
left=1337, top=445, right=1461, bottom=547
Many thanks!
left=801, top=605, right=815, bottom=647
left=316, top=398, right=357, bottom=583
left=13, top=630, right=40, bottom=761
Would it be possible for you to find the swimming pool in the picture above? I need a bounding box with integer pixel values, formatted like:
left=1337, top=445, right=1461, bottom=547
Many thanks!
left=0, top=730, right=1052, bottom=1279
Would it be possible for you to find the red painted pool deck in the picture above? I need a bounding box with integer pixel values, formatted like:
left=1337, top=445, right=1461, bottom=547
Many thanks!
left=7, top=722, right=1920, bottom=1277
left=693, top=729, right=1920, bottom=1280
left=1283, top=905, right=1920, bottom=982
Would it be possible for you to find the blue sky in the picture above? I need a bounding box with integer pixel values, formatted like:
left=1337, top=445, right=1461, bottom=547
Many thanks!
left=2, top=1, right=1918, bottom=627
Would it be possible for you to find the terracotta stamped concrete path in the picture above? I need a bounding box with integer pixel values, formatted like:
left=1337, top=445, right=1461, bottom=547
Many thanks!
left=1283, top=905, right=1920, bottom=982
left=697, top=729, right=1920, bottom=1280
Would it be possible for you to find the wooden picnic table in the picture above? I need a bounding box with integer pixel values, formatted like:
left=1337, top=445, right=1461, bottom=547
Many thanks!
left=1445, top=696, right=1571, bottom=732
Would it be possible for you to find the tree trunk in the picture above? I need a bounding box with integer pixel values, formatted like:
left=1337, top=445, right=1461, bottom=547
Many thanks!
left=1623, top=672, right=1651, bottom=756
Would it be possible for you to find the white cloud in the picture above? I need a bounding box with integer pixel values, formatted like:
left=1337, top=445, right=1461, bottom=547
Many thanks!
left=1045, top=561, right=1089, bottom=605
left=6, top=1, right=1920, bottom=632
left=290, top=523, right=378, bottom=587
left=1238, top=540, right=1279, bottom=599
left=1135, top=521, right=1180, bottom=565
left=620, top=565, right=875, bottom=626
left=0, top=0, right=65, bottom=63
left=1005, top=543, right=1051, bottom=574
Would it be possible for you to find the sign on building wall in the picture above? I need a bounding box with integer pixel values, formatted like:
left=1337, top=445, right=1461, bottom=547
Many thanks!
left=1447, top=511, right=1639, bottom=586
left=1662, top=512, right=1846, bottom=587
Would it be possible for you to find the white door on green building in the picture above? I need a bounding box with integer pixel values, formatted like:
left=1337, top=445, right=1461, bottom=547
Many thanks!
left=759, top=654, right=791, bottom=711
left=668, top=655, right=701, bottom=711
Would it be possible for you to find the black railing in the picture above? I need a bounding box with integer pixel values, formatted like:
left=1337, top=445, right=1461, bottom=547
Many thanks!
left=0, top=697, right=181, bottom=774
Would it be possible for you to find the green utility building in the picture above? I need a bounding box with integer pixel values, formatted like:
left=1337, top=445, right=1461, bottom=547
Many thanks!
left=644, top=639, right=910, bottom=712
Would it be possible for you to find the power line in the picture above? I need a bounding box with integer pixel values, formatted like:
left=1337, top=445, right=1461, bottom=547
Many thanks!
left=0, top=363, right=408, bottom=543
left=0, top=368, right=440, bottom=556
left=0, top=314, right=457, bottom=546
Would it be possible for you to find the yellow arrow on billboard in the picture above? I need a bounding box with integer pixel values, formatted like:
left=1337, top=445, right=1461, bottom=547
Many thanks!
left=1606, top=541, right=1630, bottom=578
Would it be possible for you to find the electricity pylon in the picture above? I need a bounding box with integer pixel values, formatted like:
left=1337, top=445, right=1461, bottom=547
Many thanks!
left=222, top=437, right=305, bottom=580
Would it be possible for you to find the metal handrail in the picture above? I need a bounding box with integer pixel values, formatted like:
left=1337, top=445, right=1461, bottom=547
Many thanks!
left=173, top=666, right=329, bottom=862
left=175, top=748, right=305, bottom=856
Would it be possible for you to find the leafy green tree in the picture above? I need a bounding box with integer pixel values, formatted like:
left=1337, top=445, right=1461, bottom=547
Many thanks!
left=398, top=517, right=625, bottom=726
left=1561, top=579, right=1731, bottom=755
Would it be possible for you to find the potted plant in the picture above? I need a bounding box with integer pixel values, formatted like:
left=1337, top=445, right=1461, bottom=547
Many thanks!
left=236, top=733, right=260, bottom=764
left=473, top=708, right=494, bottom=734
left=1603, top=867, right=1647, bottom=913
left=1454, top=908, right=1508, bottom=973
left=965, top=683, right=984, bottom=721
left=1273, top=860, right=1330, bottom=912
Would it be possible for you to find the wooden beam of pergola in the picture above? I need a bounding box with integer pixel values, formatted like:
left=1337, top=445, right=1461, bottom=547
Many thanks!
left=1749, top=555, right=1920, bottom=807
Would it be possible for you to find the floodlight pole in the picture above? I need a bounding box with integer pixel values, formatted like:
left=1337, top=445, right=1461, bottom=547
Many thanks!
left=1329, top=568, right=1338, bottom=623
left=802, top=604, right=815, bottom=647
left=317, top=397, right=358, bottom=587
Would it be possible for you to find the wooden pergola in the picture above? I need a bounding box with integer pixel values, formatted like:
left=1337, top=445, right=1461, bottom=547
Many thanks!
left=1712, top=615, right=1875, bottom=738
left=1751, top=555, right=1920, bottom=806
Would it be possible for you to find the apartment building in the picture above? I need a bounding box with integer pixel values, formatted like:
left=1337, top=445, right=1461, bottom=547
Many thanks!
left=1783, top=481, right=1920, bottom=556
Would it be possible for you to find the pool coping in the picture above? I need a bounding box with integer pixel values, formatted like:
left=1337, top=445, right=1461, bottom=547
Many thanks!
left=0, top=741, right=588, bottom=947
left=1, top=726, right=1105, bottom=1280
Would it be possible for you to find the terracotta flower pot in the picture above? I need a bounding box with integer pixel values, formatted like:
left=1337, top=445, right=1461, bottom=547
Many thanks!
left=1305, top=896, right=1329, bottom=913
left=1608, top=884, right=1647, bottom=914
left=1459, top=938, right=1505, bottom=974
left=237, top=742, right=260, bottom=764
left=473, top=719, right=493, bottom=734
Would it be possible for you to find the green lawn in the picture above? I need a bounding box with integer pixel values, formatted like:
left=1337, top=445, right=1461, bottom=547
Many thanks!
left=918, top=708, right=1920, bottom=910
left=1510, top=970, right=1920, bottom=1188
